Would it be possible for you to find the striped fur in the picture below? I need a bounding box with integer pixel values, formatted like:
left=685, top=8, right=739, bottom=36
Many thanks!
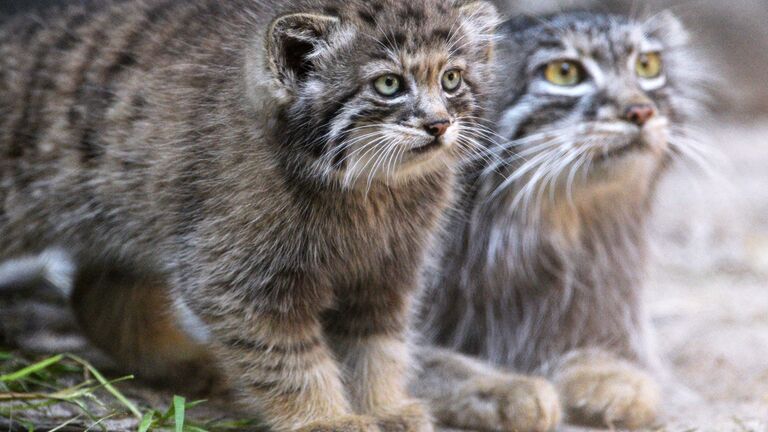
left=0, top=1, right=499, bottom=431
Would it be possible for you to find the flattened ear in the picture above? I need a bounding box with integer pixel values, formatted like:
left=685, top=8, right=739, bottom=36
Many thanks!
left=644, top=10, right=689, bottom=47
left=266, top=13, right=340, bottom=90
left=457, top=1, right=501, bottom=35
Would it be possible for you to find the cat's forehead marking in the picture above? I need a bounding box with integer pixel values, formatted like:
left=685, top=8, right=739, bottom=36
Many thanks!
left=406, top=53, right=449, bottom=86
left=342, top=0, right=471, bottom=56
left=554, top=20, right=661, bottom=67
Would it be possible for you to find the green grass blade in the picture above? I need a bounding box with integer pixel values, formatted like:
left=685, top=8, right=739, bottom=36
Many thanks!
left=0, top=355, right=63, bottom=382
left=173, top=396, right=185, bottom=432
left=48, top=415, right=83, bottom=432
left=138, top=411, right=156, bottom=432
left=66, top=355, right=142, bottom=419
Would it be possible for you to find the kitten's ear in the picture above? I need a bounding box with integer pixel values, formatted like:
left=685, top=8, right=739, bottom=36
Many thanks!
left=644, top=11, right=689, bottom=47
left=456, top=1, right=500, bottom=61
left=457, top=1, right=501, bottom=34
left=266, top=13, right=340, bottom=91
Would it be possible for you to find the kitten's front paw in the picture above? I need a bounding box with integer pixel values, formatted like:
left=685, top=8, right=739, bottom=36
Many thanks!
left=557, top=361, right=660, bottom=429
left=298, top=415, right=381, bottom=432
left=375, top=400, right=434, bottom=432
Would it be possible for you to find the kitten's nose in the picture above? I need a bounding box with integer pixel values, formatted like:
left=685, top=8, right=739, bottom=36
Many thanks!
left=624, top=104, right=657, bottom=126
left=425, top=120, right=451, bottom=137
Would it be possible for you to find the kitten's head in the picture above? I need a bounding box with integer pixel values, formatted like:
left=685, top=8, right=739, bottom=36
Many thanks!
left=263, top=0, right=499, bottom=188
left=490, top=12, right=707, bottom=204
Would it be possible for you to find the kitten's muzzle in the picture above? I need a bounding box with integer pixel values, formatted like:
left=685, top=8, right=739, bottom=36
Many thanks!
left=424, top=119, right=451, bottom=137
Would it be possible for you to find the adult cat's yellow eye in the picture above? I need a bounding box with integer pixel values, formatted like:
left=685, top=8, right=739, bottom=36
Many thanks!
left=374, top=74, right=402, bottom=97
left=442, top=69, right=462, bottom=92
left=636, top=52, right=663, bottom=79
left=544, top=60, right=583, bottom=86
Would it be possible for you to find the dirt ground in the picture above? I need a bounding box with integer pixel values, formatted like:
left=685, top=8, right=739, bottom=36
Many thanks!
left=637, top=119, right=768, bottom=431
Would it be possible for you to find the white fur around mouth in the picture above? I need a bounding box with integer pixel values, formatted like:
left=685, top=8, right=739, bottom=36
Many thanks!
left=411, top=138, right=444, bottom=154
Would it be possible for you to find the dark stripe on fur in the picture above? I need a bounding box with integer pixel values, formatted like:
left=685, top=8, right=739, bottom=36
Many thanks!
left=224, top=336, right=323, bottom=355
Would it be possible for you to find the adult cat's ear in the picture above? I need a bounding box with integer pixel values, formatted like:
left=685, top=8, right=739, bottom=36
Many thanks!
left=644, top=11, right=689, bottom=47
left=266, top=13, right=340, bottom=91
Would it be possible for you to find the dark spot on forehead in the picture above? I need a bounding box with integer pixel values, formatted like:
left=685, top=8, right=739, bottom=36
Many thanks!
left=398, top=3, right=425, bottom=21
left=392, top=31, right=407, bottom=48
left=323, top=5, right=339, bottom=15
left=431, top=28, right=452, bottom=43
left=358, top=9, right=376, bottom=25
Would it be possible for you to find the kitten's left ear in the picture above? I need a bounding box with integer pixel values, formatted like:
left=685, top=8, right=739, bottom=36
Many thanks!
left=644, top=11, right=689, bottom=47
left=266, top=12, right=340, bottom=92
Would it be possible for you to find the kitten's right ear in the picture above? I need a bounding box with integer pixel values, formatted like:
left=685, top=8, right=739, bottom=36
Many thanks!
left=266, top=13, right=340, bottom=91
left=456, top=1, right=501, bottom=36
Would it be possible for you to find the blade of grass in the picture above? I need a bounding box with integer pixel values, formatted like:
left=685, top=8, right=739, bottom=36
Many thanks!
left=84, top=413, right=118, bottom=432
left=138, top=411, right=156, bottom=432
left=49, top=415, right=83, bottom=432
left=174, top=395, right=185, bottom=432
left=0, top=355, right=63, bottom=382
left=66, top=354, right=141, bottom=418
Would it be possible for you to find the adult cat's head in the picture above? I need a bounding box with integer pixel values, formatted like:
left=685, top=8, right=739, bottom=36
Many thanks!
left=488, top=12, right=707, bottom=209
left=257, top=0, right=500, bottom=189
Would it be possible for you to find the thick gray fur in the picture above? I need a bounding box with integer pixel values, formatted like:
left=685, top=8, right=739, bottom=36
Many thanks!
left=418, top=11, right=709, bottom=429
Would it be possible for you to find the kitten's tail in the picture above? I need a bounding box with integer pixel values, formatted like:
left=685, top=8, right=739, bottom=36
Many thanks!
left=0, top=249, right=75, bottom=296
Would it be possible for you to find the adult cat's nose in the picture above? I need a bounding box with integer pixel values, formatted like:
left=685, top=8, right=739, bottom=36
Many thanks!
left=425, top=119, right=451, bottom=137
left=624, top=104, right=657, bottom=126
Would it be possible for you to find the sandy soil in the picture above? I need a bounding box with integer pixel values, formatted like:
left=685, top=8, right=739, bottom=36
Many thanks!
left=641, top=120, right=768, bottom=431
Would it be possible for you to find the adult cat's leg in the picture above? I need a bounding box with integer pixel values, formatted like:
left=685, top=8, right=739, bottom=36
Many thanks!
left=412, top=346, right=561, bottom=432
left=550, top=349, right=660, bottom=429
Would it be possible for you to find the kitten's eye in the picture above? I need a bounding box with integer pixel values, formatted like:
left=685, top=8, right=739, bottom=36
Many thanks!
left=374, top=74, right=402, bottom=97
left=442, top=69, right=462, bottom=92
left=544, top=60, right=583, bottom=87
left=636, top=52, right=663, bottom=79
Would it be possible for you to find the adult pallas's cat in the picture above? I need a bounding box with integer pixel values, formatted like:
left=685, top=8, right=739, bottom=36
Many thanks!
left=418, top=11, right=707, bottom=429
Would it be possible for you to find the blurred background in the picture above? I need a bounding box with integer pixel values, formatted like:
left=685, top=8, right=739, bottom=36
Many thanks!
left=1, top=1, right=767, bottom=430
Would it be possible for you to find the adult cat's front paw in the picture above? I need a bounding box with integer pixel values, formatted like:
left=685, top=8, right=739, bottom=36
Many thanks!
left=437, top=375, right=561, bottom=432
left=375, top=400, right=434, bottom=432
left=297, top=415, right=381, bottom=432
left=556, top=359, right=660, bottom=429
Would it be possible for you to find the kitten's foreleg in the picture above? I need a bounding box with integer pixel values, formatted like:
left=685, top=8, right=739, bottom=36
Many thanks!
left=197, top=312, right=372, bottom=431
left=328, top=300, right=433, bottom=432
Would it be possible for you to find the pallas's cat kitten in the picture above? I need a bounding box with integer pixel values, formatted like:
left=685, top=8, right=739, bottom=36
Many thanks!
left=419, top=11, right=707, bottom=429
left=0, top=0, right=500, bottom=430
